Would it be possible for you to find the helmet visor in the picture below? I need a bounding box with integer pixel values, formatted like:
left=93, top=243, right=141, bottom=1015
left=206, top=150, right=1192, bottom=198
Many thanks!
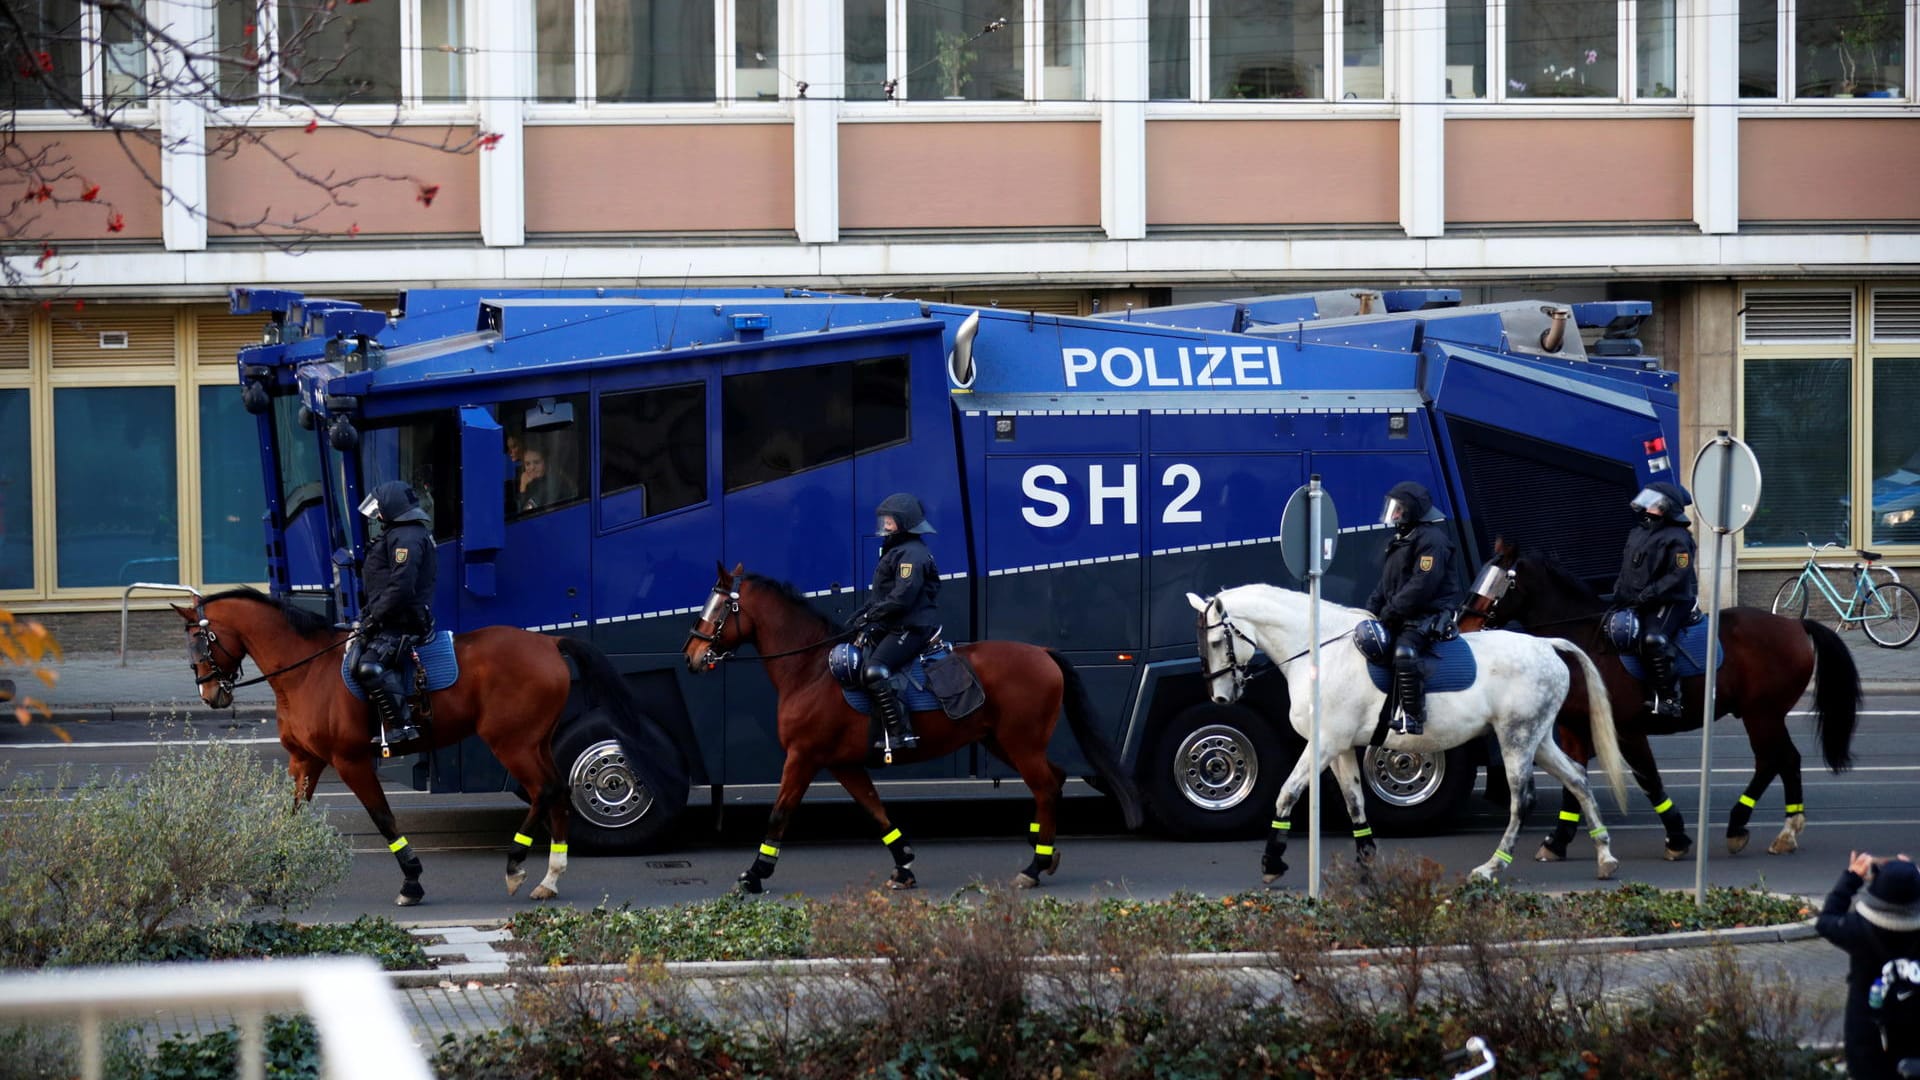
left=1381, top=497, right=1408, bottom=526
left=1629, top=488, right=1669, bottom=516
left=358, top=492, right=381, bottom=520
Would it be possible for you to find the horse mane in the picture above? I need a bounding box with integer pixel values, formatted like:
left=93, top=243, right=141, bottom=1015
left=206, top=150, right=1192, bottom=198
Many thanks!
left=1508, top=546, right=1603, bottom=602
left=201, top=586, right=337, bottom=639
left=742, top=574, right=833, bottom=631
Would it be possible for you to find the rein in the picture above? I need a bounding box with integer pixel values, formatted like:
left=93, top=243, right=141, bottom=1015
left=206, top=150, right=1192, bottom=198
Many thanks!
left=193, top=620, right=356, bottom=694
left=717, top=628, right=857, bottom=664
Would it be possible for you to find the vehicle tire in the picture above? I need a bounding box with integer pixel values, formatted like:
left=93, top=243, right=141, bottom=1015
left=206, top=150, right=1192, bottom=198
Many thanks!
left=1864, top=582, right=1920, bottom=648
left=1140, top=703, right=1285, bottom=838
left=1358, top=743, right=1477, bottom=834
left=551, top=708, right=686, bottom=855
left=1770, top=576, right=1810, bottom=619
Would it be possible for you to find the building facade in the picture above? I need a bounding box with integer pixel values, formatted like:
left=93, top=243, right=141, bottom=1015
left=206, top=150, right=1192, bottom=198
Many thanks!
left=2, top=0, right=1916, bottom=622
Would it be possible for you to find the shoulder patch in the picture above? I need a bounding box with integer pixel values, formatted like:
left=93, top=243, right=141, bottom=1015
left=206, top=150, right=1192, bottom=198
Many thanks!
left=899, top=563, right=913, bottom=579
left=394, top=547, right=410, bottom=565
left=1675, top=552, right=1689, bottom=569
left=1417, top=555, right=1434, bottom=572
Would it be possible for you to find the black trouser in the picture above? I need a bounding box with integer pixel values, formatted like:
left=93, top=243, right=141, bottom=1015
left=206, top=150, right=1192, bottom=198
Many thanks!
left=1635, top=602, right=1689, bottom=706
left=862, top=626, right=932, bottom=744
left=353, top=629, right=421, bottom=733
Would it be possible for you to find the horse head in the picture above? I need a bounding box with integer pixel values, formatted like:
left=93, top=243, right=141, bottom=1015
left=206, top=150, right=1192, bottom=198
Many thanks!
left=1186, top=591, right=1256, bottom=706
left=171, top=600, right=243, bottom=710
left=684, top=561, right=747, bottom=673
left=1460, top=538, right=1520, bottom=628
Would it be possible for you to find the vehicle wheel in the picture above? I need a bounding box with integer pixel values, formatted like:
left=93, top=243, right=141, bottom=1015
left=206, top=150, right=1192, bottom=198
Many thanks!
left=1770, top=577, right=1810, bottom=619
left=1358, top=744, right=1476, bottom=834
left=551, top=708, right=685, bottom=855
left=1864, top=582, right=1920, bottom=648
left=1140, top=703, right=1285, bottom=838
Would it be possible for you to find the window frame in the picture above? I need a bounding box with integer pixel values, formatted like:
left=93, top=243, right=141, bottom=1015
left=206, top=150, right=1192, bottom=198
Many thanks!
left=215, top=0, right=475, bottom=118
left=720, top=355, right=912, bottom=494
left=1736, top=282, right=1920, bottom=562
left=6, top=0, right=159, bottom=120
left=500, top=392, right=591, bottom=523
left=1473, top=0, right=1691, bottom=105
left=526, top=0, right=789, bottom=116
left=595, top=379, right=712, bottom=523
left=1154, top=0, right=1397, bottom=104
left=1735, top=0, right=1918, bottom=105
left=839, top=0, right=1099, bottom=115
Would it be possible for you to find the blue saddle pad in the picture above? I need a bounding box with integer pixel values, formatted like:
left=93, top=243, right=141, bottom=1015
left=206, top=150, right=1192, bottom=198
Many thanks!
left=1619, top=619, right=1723, bottom=681
left=343, top=631, right=459, bottom=701
left=1364, top=635, right=1479, bottom=694
left=838, top=646, right=947, bottom=715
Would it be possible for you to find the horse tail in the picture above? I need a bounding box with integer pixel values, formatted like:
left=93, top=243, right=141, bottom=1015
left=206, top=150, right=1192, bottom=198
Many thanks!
left=1802, top=619, right=1860, bottom=773
left=556, top=637, right=645, bottom=740
left=1551, top=639, right=1629, bottom=814
left=1046, top=649, right=1145, bottom=831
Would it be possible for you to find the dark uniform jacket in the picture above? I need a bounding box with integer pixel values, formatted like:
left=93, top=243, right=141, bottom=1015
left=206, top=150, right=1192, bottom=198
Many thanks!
left=362, top=520, right=436, bottom=635
left=1614, top=520, right=1697, bottom=611
left=862, top=533, right=941, bottom=631
left=1368, top=521, right=1464, bottom=631
left=1816, top=869, right=1920, bottom=1080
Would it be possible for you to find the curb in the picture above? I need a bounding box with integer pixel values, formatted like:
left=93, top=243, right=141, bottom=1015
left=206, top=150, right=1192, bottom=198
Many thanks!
left=1860, top=681, right=1920, bottom=695
left=42, top=705, right=280, bottom=724
left=382, top=918, right=1819, bottom=989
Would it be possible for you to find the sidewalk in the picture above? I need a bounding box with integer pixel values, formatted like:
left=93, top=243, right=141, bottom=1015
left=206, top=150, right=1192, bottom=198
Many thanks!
left=12, top=631, right=1917, bottom=726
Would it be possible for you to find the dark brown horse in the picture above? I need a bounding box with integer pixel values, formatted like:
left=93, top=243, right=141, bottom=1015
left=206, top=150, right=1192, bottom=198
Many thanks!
left=682, top=563, right=1144, bottom=893
left=1465, top=541, right=1860, bottom=860
left=175, top=588, right=622, bottom=905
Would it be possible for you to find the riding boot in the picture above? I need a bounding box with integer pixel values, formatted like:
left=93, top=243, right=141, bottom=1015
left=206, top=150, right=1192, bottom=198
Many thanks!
left=1392, top=667, right=1426, bottom=736
left=1646, top=649, right=1683, bottom=720
left=869, top=680, right=919, bottom=763
left=369, top=671, right=420, bottom=750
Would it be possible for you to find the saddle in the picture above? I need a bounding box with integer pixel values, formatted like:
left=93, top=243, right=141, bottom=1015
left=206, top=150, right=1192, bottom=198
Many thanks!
left=342, top=631, right=460, bottom=704
left=827, top=638, right=985, bottom=721
left=1617, top=617, right=1723, bottom=681
left=1355, top=635, right=1480, bottom=695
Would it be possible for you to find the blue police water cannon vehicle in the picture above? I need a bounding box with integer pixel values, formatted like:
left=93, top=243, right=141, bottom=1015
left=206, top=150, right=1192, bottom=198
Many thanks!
left=227, top=283, right=1680, bottom=852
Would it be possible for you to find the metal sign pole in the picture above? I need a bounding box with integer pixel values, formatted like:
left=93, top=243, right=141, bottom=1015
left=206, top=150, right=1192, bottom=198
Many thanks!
left=1695, top=433, right=1733, bottom=908
left=1307, top=476, right=1324, bottom=902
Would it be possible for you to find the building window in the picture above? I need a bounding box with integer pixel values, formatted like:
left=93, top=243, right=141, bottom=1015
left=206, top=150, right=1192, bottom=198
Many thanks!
left=534, top=0, right=778, bottom=105
left=599, top=383, right=708, bottom=521
left=0, top=390, right=33, bottom=591
left=723, top=357, right=910, bottom=492
left=503, top=394, right=588, bottom=519
left=845, top=1, right=1087, bottom=102
left=1149, top=0, right=1387, bottom=101
left=1397, top=0, right=1685, bottom=101
left=1739, top=0, right=1908, bottom=100
left=218, top=0, right=464, bottom=107
left=54, top=386, right=178, bottom=589
left=3, top=0, right=151, bottom=111
left=1741, top=286, right=1920, bottom=554
left=199, top=385, right=268, bottom=585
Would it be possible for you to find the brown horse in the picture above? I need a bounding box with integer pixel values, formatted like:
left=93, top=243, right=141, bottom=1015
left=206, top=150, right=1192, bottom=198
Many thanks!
left=1465, top=540, right=1860, bottom=861
left=175, top=588, right=618, bottom=906
left=681, top=563, right=1145, bottom=893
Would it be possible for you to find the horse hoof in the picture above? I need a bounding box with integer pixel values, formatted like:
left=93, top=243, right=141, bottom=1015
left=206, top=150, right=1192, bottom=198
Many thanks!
left=1727, top=830, right=1751, bottom=855
left=1767, top=834, right=1799, bottom=856
left=1046, top=851, right=1062, bottom=877
left=505, top=870, right=527, bottom=896
left=1013, top=872, right=1038, bottom=889
left=887, top=868, right=917, bottom=891
left=1596, top=855, right=1620, bottom=880
left=736, top=874, right=765, bottom=895
left=395, top=893, right=421, bottom=907
left=1470, top=865, right=1497, bottom=882
left=1535, top=842, right=1566, bottom=863
left=530, top=884, right=557, bottom=901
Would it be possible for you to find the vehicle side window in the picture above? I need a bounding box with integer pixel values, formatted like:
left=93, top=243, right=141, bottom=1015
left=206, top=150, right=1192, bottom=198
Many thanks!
left=358, top=412, right=460, bottom=543
left=722, top=356, right=910, bottom=492
left=503, top=392, right=589, bottom=519
left=600, top=382, right=707, bottom=518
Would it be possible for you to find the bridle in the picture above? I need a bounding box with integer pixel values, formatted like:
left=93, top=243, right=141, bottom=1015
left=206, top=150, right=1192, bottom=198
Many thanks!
left=684, top=580, right=741, bottom=669
left=1473, top=561, right=1607, bottom=636
left=1197, top=600, right=1266, bottom=700
left=186, top=607, right=356, bottom=706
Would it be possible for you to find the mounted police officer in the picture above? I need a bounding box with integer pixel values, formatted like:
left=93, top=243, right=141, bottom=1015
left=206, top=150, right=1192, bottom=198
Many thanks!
left=1366, top=480, right=1464, bottom=736
left=354, top=480, right=437, bottom=747
left=1609, top=481, right=1697, bottom=720
left=850, top=493, right=942, bottom=757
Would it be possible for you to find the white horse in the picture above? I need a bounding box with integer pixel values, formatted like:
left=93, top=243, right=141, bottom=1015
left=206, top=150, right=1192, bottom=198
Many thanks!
left=1187, top=585, right=1629, bottom=883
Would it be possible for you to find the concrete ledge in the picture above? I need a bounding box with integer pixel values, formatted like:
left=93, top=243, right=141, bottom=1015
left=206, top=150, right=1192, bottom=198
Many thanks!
left=381, top=917, right=1818, bottom=989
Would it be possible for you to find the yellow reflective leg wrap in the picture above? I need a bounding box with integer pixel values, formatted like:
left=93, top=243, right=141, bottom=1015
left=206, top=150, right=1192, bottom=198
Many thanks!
left=513, top=833, right=534, bottom=848
left=1272, top=820, right=1291, bottom=831
left=759, top=843, right=780, bottom=859
left=1034, top=844, right=1055, bottom=856
left=1352, top=827, right=1373, bottom=839
left=1652, top=798, right=1674, bottom=814
left=1558, top=810, right=1581, bottom=823
left=1590, top=827, right=1609, bottom=840
left=1785, top=803, right=1804, bottom=814
left=1738, top=794, right=1758, bottom=808
left=881, top=828, right=902, bottom=846
left=1029, top=822, right=1040, bottom=835
left=1495, top=850, right=1513, bottom=864
left=550, top=843, right=567, bottom=855
left=388, top=837, right=409, bottom=853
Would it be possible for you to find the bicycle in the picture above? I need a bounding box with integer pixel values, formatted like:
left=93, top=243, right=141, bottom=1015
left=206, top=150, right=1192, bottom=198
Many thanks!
left=1771, top=534, right=1919, bottom=648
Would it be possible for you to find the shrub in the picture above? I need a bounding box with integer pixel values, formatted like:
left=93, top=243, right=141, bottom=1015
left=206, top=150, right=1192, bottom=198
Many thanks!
left=0, top=738, right=352, bottom=967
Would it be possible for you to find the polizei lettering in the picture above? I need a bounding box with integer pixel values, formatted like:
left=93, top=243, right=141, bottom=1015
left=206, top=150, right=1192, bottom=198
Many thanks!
left=1060, top=346, right=1284, bottom=389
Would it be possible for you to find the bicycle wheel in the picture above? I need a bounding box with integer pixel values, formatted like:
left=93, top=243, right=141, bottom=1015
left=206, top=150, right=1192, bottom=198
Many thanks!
left=1863, top=582, right=1920, bottom=648
left=1771, top=576, right=1811, bottom=619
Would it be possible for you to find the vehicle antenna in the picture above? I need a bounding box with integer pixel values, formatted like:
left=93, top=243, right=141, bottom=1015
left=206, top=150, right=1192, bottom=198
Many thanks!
left=665, top=262, right=692, bottom=349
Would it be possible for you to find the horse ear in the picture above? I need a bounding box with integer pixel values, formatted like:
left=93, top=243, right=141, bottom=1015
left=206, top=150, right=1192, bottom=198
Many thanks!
left=714, top=559, right=727, bottom=581
left=169, top=603, right=196, bottom=622
left=1186, top=592, right=1207, bottom=612
left=730, top=562, right=745, bottom=581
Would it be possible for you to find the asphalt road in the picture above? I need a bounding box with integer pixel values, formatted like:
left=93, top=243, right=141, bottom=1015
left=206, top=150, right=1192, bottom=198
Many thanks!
left=5, top=695, right=1916, bottom=922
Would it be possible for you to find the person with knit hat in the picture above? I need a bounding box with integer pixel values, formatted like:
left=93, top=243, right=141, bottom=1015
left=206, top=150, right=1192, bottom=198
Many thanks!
left=1817, top=850, right=1920, bottom=1078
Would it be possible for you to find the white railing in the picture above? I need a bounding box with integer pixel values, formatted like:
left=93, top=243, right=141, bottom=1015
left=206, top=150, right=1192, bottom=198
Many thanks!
left=0, top=957, right=432, bottom=1080
left=119, top=582, right=203, bottom=666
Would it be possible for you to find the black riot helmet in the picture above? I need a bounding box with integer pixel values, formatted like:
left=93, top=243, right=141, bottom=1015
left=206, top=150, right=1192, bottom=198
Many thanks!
left=359, top=480, right=431, bottom=526
left=1380, top=480, right=1438, bottom=533
left=874, top=492, right=936, bottom=536
left=1629, top=481, right=1691, bottom=526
